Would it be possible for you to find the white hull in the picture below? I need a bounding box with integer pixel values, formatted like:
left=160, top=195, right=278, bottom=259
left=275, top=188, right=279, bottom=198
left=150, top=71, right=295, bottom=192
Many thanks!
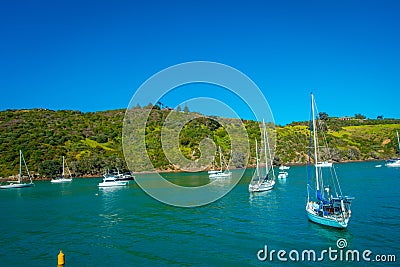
left=249, top=180, right=275, bottom=192
left=51, top=178, right=73, bottom=183
left=277, top=171, right=288, bottom=179
left=315, top=161, right=333, bottom=168
left=98, top=176, right=129, bottom=187
left=0, top=183, right=34, bottom=189
left=209, top=172, right=231, bottom=179
left=306, top=203, right=349, bottom=228
left=98, top=182, right=128, bottom=187
left=386, top=159, right=400, bottom=167
left=279, top=165, right=290, bottom=170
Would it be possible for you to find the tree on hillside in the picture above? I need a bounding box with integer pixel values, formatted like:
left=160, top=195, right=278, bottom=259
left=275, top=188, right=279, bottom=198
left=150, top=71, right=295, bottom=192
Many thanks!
left=319, top=112, right=329, bottom=120
left=355, top=114, right=366, bottom=119
left=183, top=105, right=190, bottom=112
left=143, top=103, right=153, bottom=109
left=39, top=160, right=60, bottom=178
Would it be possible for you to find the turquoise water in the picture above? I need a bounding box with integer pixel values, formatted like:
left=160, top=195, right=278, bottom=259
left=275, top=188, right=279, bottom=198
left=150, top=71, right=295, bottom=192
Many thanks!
left=0, top=161, right=399, bottom=266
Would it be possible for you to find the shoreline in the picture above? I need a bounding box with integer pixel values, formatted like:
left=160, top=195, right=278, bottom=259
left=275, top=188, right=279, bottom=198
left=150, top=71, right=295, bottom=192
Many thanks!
left=0, top=159, right=386, bottom=182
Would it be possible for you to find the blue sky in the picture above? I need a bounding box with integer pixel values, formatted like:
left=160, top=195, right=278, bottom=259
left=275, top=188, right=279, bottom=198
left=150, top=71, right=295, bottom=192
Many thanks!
left=1, top=0, right=399, bottom=125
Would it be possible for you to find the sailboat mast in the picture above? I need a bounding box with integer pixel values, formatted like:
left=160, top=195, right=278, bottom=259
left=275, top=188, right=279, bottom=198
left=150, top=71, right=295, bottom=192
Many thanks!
left=62, top=156, right=65, bottom=178
left=255, top=139, right=260, bottom=178
left=311, top=93, right=320, bottom=191
left=265, top=125, right=275, bottom=179
left=219, top=146, right=223, bottom=172
left=19, top=150, right=22, bottom=183
left=263, top=121, right=269, bottom=176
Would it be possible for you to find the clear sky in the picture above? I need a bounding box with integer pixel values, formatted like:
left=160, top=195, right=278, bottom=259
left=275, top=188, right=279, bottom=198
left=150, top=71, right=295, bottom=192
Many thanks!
left=1, top=0, right=399, bottom=125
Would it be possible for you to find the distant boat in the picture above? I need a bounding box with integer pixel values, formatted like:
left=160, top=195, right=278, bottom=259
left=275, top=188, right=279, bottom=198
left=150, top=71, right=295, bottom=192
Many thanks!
left=209, top=146, right=231, bottom=179
left=249, top=121, right=275, bottom=192
left=0, top=150, right=34, bottom=189
left=98, top=176, right=129, bottom=187
left=305, top=93, right=354, bottom=228
left=277, top=170, right=288, bottom=179
left=118, top=172, right=135, bottom=181
left=385, top=131, right=400, bottom=167
left=103, top=168, right=135, bottom=181
left=279, top=165, right=290, bottom=170
left=51, top=156, right=73, bottom=183
left=315, top=161, right=333, bottom=168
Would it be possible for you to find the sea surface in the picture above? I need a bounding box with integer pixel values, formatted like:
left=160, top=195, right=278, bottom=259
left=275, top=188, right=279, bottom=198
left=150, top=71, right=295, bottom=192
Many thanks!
left=0, top=161, right=399, bottom=266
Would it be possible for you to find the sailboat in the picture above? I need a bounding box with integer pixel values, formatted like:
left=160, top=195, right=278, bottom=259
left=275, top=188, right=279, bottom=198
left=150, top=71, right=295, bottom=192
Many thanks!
left=0, top=150, right=34, bottom=189
left=249, top=121, right=275, bottom=192
left=209, top=146, right=232, bottom=179
left=51, top=156, right=73, bottom=183
left=385, top=130, right=400, bottom=167
left=305, top=93, right=354, bottom=228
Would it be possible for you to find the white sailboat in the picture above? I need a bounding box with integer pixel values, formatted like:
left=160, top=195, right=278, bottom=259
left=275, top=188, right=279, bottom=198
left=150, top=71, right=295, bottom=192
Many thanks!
left=249, top=121, right=275, bottom=192
left=385, top=131, right=400, bottom=167
left=51, top=156, right=73, bottom=183
left=0, top=150, right=34, bottom=189
left=305, top=93, right=354, bottom=228
left=209, top=146, right=231, bottom=179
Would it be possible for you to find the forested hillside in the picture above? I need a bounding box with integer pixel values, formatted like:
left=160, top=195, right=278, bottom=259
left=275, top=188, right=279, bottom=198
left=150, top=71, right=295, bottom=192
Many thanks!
left=0, top=108, right=399, bottom=179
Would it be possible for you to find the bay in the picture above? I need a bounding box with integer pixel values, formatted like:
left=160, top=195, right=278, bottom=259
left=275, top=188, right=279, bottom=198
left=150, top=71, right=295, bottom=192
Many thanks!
left=0, top=161, right=399, bottom=266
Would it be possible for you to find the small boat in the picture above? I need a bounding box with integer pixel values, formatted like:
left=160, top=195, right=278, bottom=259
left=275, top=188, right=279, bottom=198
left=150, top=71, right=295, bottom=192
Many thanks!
left=0, top=150, right=34, bottom=189
left=375, top=164, right=382, bottom=168
left=51, top=156, right=73, bottom=183
left=249, top=121, right=276, bottom=192
left=98, top=176, right=129, bottom=187
left=305, top=93, right=354, bottom=228
left=279, top=165, right=290, bottom=170
left=209, top=146, right=231, bottom=179
left=315, top=161, right=333, bottom=168
left=277, top=171, right=288, bottom=179
left=385, top=159, right=400, bottom=167
left=385, top=131, right=400, bottom=167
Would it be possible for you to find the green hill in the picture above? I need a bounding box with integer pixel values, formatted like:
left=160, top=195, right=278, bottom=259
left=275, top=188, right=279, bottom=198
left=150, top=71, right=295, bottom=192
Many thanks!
left=0, top=108, right=399, bottom=178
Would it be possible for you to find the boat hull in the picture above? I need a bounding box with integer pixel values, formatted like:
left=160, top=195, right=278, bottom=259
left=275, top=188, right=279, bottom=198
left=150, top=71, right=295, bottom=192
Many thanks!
left=209, top=172, right=232, bottom=179
left=249, top=180, right=275, bottom=193
left=98, top=181, right=129, bottom=187
left=386, top=159, right=400, bottom=167
left=51, top=178, right=73, bottom=183
left=315, top=162, right=333, bottom=168
left=277, top=172, right=288, bottom=179
left=306, top=207, right=349, bottom=229
left=0, top=183, right=34, bottom=189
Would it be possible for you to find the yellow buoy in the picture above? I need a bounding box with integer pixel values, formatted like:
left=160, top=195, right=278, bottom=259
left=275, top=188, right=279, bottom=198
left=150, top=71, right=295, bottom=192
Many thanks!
left=57, top=250, right=65, bottom=266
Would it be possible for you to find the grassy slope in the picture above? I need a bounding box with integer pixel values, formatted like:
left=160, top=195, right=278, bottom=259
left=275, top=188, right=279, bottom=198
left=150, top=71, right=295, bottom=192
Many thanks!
left=0, top=108, right=399, bottom=177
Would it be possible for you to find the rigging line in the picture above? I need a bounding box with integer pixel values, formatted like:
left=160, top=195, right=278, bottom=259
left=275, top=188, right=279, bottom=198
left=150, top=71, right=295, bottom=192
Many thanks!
left=332, top=165, right=343, bottom=196
left=21, top=152, right=31, bottom=179
left=314, top=101, right=334, bottom=161
left=328, top=165, right=339, bottom=197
